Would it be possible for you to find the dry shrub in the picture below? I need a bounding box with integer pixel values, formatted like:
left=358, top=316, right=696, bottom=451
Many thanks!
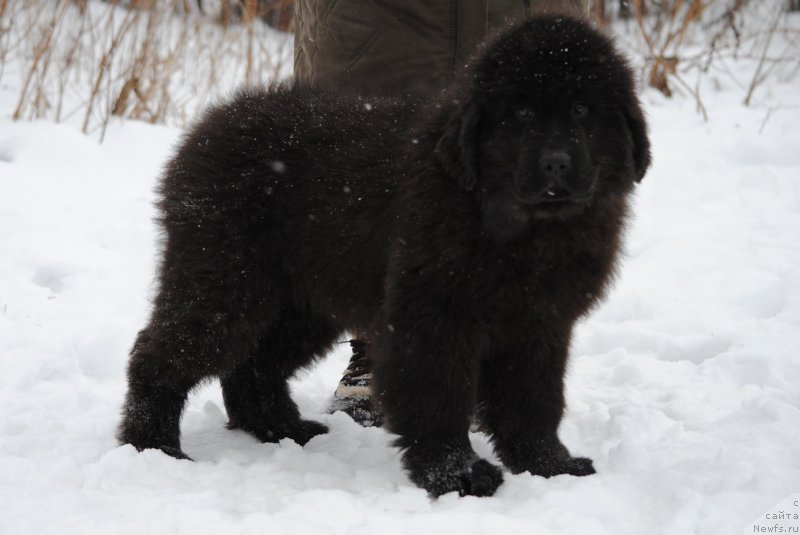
left=621, top=0, right=798, bottom=115
left=0, top=0, right=292, bottom=141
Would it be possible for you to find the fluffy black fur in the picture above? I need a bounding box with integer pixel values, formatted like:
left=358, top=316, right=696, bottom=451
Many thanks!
left=119, top=15, right=651, bottom=498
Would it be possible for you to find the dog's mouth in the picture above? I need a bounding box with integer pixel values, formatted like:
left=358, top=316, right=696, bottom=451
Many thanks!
left=512, top=187, right=592, bottom=208
left=511, top=169, right=599, bottom=212
left=541, top=188, right=587, bottom=204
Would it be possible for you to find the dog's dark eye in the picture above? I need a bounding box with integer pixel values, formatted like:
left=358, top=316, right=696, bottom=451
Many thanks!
left=572, top=104, right=589, bottom=118
left=516, top=108, right=534, bottom=121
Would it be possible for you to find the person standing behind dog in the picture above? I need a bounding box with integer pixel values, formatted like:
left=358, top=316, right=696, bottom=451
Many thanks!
left=295, top=0, right=591, bottom=97
left=293, top=0, right=592, bottom=423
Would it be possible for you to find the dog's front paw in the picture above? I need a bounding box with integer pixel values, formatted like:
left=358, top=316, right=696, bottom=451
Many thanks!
left=526, top=454, right=596, bottom=478
left=403, top=443, right=503, bottom=497
left=500, top=437, right=595, bottom=478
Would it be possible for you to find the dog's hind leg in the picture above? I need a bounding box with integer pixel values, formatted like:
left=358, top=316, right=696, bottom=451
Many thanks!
left=118, top=257, right=277, bottom=460
left=221, top=308, right=340, bottom=445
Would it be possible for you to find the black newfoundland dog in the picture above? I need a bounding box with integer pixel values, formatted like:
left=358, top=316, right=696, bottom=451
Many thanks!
left=119, top=15, right=650, bottom=497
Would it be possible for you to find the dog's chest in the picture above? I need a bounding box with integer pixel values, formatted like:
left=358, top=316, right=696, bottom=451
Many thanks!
left=472, top=239, right=612, bottom=320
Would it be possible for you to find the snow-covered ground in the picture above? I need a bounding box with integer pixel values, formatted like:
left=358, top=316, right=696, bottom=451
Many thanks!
left=2, top=15, right=800, bottom=535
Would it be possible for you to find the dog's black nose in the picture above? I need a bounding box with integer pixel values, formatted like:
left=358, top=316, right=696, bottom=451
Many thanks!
left=539, top=151, right=573, bottom=182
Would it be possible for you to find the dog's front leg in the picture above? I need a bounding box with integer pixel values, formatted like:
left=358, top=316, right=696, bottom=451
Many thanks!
left=478, top=327, right=596, bottom=478
left=372, top=302, right=503, bottom=498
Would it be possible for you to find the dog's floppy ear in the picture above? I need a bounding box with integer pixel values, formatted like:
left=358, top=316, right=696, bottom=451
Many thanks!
left=434, top=99, right=481, bottom=192
left=624, top=99, right=652, bottom=183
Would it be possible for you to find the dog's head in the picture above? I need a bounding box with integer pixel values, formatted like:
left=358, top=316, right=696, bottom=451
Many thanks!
left=435, top=16, right=651, bottom=242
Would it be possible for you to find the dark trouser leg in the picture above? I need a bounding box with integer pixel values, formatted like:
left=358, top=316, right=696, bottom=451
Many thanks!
left=478, top=335, right=595, bottom=477
left=221, top=309, right=340, bottom=445
left=529, top=0, right=592, bottom=17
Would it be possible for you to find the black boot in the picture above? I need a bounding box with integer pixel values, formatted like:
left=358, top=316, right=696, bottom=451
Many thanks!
left=328, top=340, right=383, bottom=427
